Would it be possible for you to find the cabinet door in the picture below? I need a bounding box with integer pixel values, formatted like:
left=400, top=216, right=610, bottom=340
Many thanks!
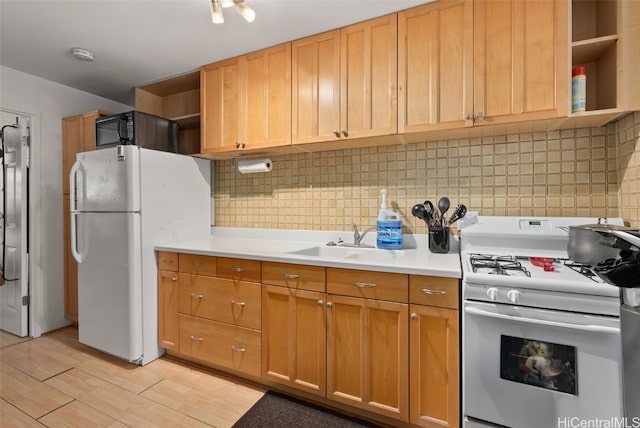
left=63, top=194, right=78, bottom=321
left=327, top=294, right=409, bottom=421
left=262, top=285, right=326, bottom=397
left=81, top=111, right=101, bottom=152
left=473, top=0, right=568, bottom=124
left=398, top=0, right=473, bottom=132
left=292, top=30, right=341, bottom=145
left=409, top=305, right=459, bottom=428
left=62, top=115, right=83, bottom=194
left=158, top=269, right=180, bottom=351
left=245, top=43, right=292, bottom=149
left=341, top=14, right=398, bottom=139
left=201, top=57, right=243, bottom=152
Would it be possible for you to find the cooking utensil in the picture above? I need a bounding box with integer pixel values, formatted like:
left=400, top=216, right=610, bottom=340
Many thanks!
left=566, top=218, right=637, bottom=265
left=411, top=204, right=428, bottom=223
left=423, top=200, right=435, bottom=226
left=446, top=204, right=467, bottom=226
left=438, top=197, right=450, bottom=226
left=529, top=257, right=555, bottom=272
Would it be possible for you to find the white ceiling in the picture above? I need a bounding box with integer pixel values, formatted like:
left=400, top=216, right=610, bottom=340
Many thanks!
left=0, top=0, right=429, bottom=105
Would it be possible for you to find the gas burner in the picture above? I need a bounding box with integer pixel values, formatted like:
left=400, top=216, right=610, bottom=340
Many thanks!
left=469, top=254, right=531, bottom=277
left=563, top=260, right=604, bottom=283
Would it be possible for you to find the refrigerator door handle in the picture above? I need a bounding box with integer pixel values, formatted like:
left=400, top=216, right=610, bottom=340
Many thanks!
left=69, top=161, right=80, bottom=212
left=70, top=161, right=83, bottom=263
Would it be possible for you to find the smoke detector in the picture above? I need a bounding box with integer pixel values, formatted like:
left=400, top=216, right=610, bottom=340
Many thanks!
left=71, top=47, right=95, bottom=62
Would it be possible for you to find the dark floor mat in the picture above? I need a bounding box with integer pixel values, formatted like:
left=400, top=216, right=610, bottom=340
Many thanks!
left=232, top=391, right=381, bottom=428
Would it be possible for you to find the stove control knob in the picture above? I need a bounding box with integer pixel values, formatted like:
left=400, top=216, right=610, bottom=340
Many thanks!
left=507, top=289, right=521, bottom=304
left=486, top=287, right=499, bottom=301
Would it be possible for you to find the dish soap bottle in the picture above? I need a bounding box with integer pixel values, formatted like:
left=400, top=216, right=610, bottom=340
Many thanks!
left=376, top=189, right=403, bottom=250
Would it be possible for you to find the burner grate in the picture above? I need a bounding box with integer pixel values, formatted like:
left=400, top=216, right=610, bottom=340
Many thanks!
left=469, top=254, right=531, bottom=277
left=563, top=260, right=603, bottom=283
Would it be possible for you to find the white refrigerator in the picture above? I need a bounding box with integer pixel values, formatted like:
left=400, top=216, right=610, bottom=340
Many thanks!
left=70, top=145, right=211, bottom=365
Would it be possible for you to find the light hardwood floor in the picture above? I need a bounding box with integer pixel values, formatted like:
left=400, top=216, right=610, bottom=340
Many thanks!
left=0, top=327, right=265, bottom=427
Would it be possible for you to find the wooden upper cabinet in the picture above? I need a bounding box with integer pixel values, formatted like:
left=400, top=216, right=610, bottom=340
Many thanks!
left=399, top=0, right=568, bottom=133
left=201, top=56, right=243, bottom=152
left=245, top=44, right=292, bottom=149
left=340, top=14, right=398, bottom=140
left=473, top=0, right=568, bottom=124
left=62, top=110, right=106, bottom=194
left=292, top=29, right=341, bottom=144
left=201, top=43, right=291, bottom=153
left=292, top=14, right=397, bottom=145
left=398, top=0, right=473, bottom=133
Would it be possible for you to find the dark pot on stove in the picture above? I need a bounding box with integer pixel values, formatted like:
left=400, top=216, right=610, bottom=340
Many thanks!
left=592, top=229, right=640, bottom=288
left=566, top=218, right=636, bottom=266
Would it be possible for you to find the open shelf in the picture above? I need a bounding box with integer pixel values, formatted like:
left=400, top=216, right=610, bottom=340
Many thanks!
left=571, top=0, right=619, bottom=114
left=136, top=70, right=201, bottom=154
left=572, top=35, right=618, bottom=64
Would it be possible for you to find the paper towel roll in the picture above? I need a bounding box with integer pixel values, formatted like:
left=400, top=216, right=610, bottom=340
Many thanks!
left=237, top=158, right=272, bottom=173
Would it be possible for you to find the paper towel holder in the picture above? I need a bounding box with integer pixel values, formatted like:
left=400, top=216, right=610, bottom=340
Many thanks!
left=235, top=157, right=273, bottom=174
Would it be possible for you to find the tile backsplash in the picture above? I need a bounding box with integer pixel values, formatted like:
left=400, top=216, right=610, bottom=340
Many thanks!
left=617, top=111, right=640, bottom=229
left=214, top=115, right=639, bottom=232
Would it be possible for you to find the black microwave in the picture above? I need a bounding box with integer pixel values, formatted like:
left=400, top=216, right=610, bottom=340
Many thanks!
left=95, top=111, right=178, bottom=153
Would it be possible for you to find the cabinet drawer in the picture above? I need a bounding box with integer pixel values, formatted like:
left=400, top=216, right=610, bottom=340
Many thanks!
left=179, top=273, right=261, bottom=329
left=179, top=254, right=217, bottom=276
left=217, top=257, right=261, bottom=283
left=179, top=314, right=261, bottom=377
left=409, top=276, right=459, bottom=309
left=262, top=262, right=326, bottom=292
left=327, top=268, right=408, bottom=303
left=158, top=251, right=178, bottom=271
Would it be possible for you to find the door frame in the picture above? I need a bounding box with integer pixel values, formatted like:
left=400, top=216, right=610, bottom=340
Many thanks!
left=0, top=107, right=40, bottom=338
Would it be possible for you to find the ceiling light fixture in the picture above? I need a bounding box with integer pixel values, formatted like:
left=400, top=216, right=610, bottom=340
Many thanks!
left=71, top=47, right=95, bottom=62
left=210, top=0, right=255, bottom=24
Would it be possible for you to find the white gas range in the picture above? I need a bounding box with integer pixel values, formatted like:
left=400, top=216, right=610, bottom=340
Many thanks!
left=460, top=215, right=624, bottom=428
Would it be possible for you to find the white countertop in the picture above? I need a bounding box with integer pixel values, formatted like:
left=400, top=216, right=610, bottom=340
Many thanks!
left=155, top=227, right=462, bottom=278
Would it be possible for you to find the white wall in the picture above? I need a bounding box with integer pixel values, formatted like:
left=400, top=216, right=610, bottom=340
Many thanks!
left=0, top=65, right=131, bottom=334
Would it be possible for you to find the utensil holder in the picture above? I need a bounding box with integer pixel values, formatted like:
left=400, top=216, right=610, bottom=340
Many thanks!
left=429, top=226, right=450, bottom=253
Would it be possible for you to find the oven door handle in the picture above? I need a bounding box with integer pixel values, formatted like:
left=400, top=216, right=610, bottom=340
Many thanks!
left=464, top=306, right=619, bottom=335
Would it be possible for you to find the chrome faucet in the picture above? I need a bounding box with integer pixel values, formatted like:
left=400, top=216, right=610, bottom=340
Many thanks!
left=352, top=223, right=376, bottom=247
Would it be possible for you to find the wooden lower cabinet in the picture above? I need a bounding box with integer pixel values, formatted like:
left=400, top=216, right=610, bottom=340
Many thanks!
left=327, top=294, right=409, bottom=422
left=178, top=273, right=261, bottom=330
left=179, top=314, right=261, bottom=376
left=159, top=252, right=460, bottom=426
left=158, top=268, right=179, bottom=351
left=409, top=304, right=459, bottom=428
left=261, top=285, right=326, bottom=396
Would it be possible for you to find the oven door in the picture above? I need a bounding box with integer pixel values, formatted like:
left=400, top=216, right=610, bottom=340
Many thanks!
left=463, top=300, right=623, bottom=428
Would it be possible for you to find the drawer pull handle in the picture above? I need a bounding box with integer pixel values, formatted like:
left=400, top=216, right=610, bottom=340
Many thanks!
left=284, top=273, right=300, bottom=279
left=355, top=281, right=376, bottom=288
left=190, top=336, right=204, bottom=342
left=326, top=302, right=333, bottom=308
left=190, top=293, right=204, bottom=299
left=231, top=267, right=246, bottom=273
left=411, top=313, right=418, bottom=320
left=421, top=288, right=446, bottom=295
left=171, top=277, right=177, bottom=282
left=231, top=300, right=246, bottom=307
left=231, top=346, right=246, bottom=353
